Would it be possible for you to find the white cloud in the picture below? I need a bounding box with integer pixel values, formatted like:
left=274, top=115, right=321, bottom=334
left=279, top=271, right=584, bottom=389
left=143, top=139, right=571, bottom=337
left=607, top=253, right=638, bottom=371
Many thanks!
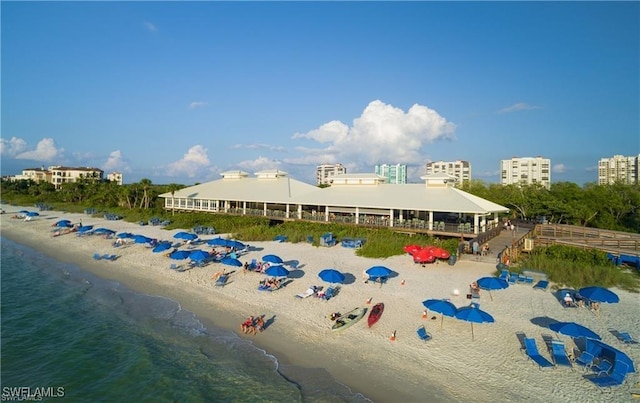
left=0, top=137, right=28, bottom=156
left=236, top=156, right=282, bottom=172
left=143, top=21, right=157, bottom=32
left=102, top=150, right=130, bottom=172
left=189, top=101, right=208, bottom=109
left=15, top=138, right=63, bottom=161
left=290, top=100, right=456, bottom=169
left=498, top=102, right=541, bottom=114
left=166, top=145, right=210, bottom=178
left=553, top=163, right=567, bottom=173
left=231, top=143, right=286, bottom=152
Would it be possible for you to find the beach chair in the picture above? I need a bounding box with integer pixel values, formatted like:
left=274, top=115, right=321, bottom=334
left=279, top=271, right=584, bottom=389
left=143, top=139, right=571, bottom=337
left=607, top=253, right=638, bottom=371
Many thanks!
left=591, top=358, right=613, bottom=376
left=610, top=329, right=639, bottom=344
left=522, top=338, right=554, bottom=368
left=508, top=273, right=517, bottom=285
left=93, top=253, right=102, bottom=260
left=169, top=263, right=179, bottom=270
left=525, top=276, right=534, bottom=284
left=533, top=280, right=549, bottom=291
left=518, top=274, right=527, bottom=283
left=321, top=286, right=336, bottom=301
left=574, top=351, right=596, bottom=371
left=416, top=325, right=432, bottom=342
left=499, top=269, right=510, bottom=281
left=550, top=340, right=573, bottom=368
left=585, top=360, right=629, bottom=389
left=295, top=286, right=318, bottom=299
left=215, top=273, right=229, bottom=287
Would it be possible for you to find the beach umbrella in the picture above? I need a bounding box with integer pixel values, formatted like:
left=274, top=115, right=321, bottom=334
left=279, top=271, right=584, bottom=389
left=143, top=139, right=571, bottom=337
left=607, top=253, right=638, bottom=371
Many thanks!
left=220, top=257, right=242, bottom=267
left=134, top=235, right=153, bottom=244
left=578, top=286, right=619, bottom=304
left=476, top=277, right=509, bottom=301
left=423, top=246, right=450, bottom=259
left=412, top=249, right=436, bottom=264
left=422, top=299, right=457, bottom=330
left=455, top=306, right=495, bottom=341
left=403, top=244, right=422, bottom=255
left=54, top=219, right=72, bottom=228
left=549, top=321, right=601, bottom=340
left=26, top=211, right=40, bottom=217
left=174, top=231, right=198, bottom=241
left=366, top=266, right=393, bottom=281
left=169, top=250, right=191, bottom=260
left=318, top=269, right=346, bottom=284
left=19, top=210, right=30, bottom=214
left=263, top=254, right=284, bottom=264
left=264, top=265, right=289, bottom=278
left=152, top=242, right=173, bottom=253
left=207, top=237, right=229, bottom=246
left=92, top=227, right=115, bottom=235
left=77, top=225, right=94, bottom=234
left=226, top=240, right=246, bottom=250
left=189, top=250, right=210, bottom=262
left=117, top=232, right=135, bottom=239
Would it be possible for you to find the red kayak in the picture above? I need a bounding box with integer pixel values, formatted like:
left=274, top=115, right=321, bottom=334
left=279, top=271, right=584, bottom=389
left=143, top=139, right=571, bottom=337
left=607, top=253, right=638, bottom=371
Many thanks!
left=368, top=303, right=384, bottom=327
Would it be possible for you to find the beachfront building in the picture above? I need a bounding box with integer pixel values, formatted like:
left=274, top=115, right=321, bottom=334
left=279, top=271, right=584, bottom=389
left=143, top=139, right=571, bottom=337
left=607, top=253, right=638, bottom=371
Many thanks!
left=107, top=172, right=124, bottom=185
left=500, top=156, right=551, bottom=188
left=598, top=154, right=639, bottom=185
left=159, top=170, right=509, bottom=237
left=11, top=166, right=104, bottom=189
left=426, top=160, right=471, bottom=185
left=316, top=163, right=346, bottom=185
left=374, top=164, right=407, bottom=184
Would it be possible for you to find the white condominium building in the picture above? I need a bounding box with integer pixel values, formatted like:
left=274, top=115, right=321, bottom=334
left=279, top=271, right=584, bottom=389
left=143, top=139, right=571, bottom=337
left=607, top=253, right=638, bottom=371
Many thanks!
left=375, top=164, right=407, bottom=184
left=426, top=160, right=471, bottom=185
left=316, top=163, right=347, bottom=185
left=598, top=154, right=639, bottom=185
left=500, top=156, right=551, bottom=188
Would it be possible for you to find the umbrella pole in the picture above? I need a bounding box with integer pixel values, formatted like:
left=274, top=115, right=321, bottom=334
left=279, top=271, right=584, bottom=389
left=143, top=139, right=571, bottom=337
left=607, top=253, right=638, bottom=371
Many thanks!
left=471, top=323, right=475, bottom=341
left=489, top=290, right=494, bottom=301
left=440, top=314, right=444, bottom=331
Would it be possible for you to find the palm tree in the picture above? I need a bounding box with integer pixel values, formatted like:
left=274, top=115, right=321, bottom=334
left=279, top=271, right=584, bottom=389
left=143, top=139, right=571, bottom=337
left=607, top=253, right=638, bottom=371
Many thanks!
left=166, top=183, right=182, bottom=216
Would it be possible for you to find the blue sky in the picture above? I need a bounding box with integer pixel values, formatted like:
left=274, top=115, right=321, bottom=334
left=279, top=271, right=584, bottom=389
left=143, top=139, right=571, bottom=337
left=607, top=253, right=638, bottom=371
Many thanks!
left=2, top=1, right=638, bottom=186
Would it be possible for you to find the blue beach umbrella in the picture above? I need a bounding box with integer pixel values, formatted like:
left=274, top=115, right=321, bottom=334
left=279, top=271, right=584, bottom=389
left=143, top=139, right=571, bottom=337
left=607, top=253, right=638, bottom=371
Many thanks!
left=422, top=299, right=457, bottom=330
left=263, top=254, right=284, bottom=264
left=134, top=235, right=153, bottom=244
left=54, top=219, right=72, bottom=228
left=264, top=265, right=289, bottom=278
left=318, top=269, right=345, bottom=284
left=189, top=250, right=210, bottom=262
left=152, top=242, right=173, bottom=253
left=77, top=225, right=94, bottom=234
left=92, top=227, right=115, bottom=235
left=549, top=321, right=601, bottom=340
left=174, top=231, right=198, bottom=241
left=476, top=277, right=509, bottom=301
left=169, top=250, right=191, bottom=260
left=117, top=232, right=135, bottom=239
left=455, top=306, right=495, bottom=341
left=221, top=257, right=242, bottom=267
left=26, top=211, right=40, bottom=217
left=366, top=266, right=393, bottom=281
left=225, top=240, right=246, bottom=250
left=578, top=286, right=619, bottom=304
left=207, top=237, right=229, bottom=246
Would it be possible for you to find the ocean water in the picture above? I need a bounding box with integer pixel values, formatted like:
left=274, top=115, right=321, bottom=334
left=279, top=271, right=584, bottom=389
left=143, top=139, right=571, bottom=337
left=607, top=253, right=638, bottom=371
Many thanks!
left=0, top=237, right=370, bottom=403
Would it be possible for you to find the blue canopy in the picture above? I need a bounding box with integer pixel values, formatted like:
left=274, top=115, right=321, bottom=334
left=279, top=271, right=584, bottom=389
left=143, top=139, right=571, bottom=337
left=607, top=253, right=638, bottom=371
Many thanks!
left=318, top=269, right=345, bottom=284
left=455, top=306, right=494, bottom=341
left=422, top=299, right=457, bottom=330
left=117, top=232, right=135, bottom=239
left=578, top=286, right=619, bottom=303
left=54, top=219, right=72, bottom=228
left=207, top=237, right=229, bottom=246
left=189, top=250, right=210, bottom=262
left=152, top=242, right=173, bottom=253
left=584, top=338, right=635, bottom=375
left=220, top=257, right=242, bottom=267
left=476, top=276, right=509, bottom=301
left=263, top=254, right=284, bottom=264
left=549, top=321, right=601, bottom=340
left=169, top=250, right=191, bottom=260
left=264, top=265, right=289, bottom=278
left=92, top=227, right=115, bottom=235
left=77, top=225, right=94, bottom=233
left=134, top=235, right=153, bottom=244
left=366, top=266, right=393, bottom=280
left=174, top=231, right=198, bottom=241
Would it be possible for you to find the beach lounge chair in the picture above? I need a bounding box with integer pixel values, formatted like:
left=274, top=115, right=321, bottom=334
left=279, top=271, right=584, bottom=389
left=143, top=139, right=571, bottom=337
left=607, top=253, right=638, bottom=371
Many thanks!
left=610, top=329, right=639, bottom=344
left=215, top=273, right=229, bottom=287
left=295, top=286, right=319, bottom=299
left=525, top=276, right=534, bottom=284
left=522, top=338, right=554, bottom=368
left=102, top=254, right=117, bottom=261
left=550, top=340, right=573, bottom=368
left=321, top=286, right=337, bottom=301
left=499, top=269, right=509, bottom=281
left=591, top=358, right=613, bottom=376
left=533, top=280, right=549, bottom=291
left=93, top=253, right=102, bottom=260
left=585, top=360, right=629, bottom=389
left=574, top=351, right=596, bottom=371
left=508, top=273, right=517, bottom=285
left=416, top=325, right=432, bottom=342
left=169, top=263, right=180, bottom=270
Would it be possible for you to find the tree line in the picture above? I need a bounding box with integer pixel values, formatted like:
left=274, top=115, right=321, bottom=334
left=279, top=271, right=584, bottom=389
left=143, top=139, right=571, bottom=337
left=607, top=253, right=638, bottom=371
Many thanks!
left=2, top=178, right=638, bottom=233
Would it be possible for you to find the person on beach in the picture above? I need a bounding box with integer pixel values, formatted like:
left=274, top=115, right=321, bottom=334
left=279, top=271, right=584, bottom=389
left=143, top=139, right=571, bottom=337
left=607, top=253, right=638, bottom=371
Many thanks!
left=563, top=293, right=575, bottom=307
left=252, top=316, right=265, bottom=334
left=241, top=316, right=254, bottom=334
left=472, top=240, right=479, bottom=257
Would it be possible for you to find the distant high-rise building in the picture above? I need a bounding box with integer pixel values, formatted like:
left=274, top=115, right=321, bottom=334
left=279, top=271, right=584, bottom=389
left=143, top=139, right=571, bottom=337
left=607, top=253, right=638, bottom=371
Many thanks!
left=426, top=160, right=471, bottom=185
left=374, top=164, right=407, bottom=184
left=598, top=154, right=639, bottom=185
left=500, top=156, right=551, bottom=188
left=316, top=163, right=346, bottom=185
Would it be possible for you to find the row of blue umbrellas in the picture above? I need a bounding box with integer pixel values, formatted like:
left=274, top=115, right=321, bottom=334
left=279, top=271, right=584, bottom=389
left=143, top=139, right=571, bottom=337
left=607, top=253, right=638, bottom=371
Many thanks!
left=422, top=299, right=495, bottom=341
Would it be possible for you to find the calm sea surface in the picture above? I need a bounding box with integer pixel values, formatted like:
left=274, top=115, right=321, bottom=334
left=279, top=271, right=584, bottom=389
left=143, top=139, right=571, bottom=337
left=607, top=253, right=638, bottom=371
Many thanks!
left=0, top=237, right=369, bottom=402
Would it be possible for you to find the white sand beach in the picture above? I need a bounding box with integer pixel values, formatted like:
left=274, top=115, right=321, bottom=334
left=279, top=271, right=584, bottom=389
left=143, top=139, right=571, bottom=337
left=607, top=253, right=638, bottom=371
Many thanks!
left=2, top=208, right=639, bottom=402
